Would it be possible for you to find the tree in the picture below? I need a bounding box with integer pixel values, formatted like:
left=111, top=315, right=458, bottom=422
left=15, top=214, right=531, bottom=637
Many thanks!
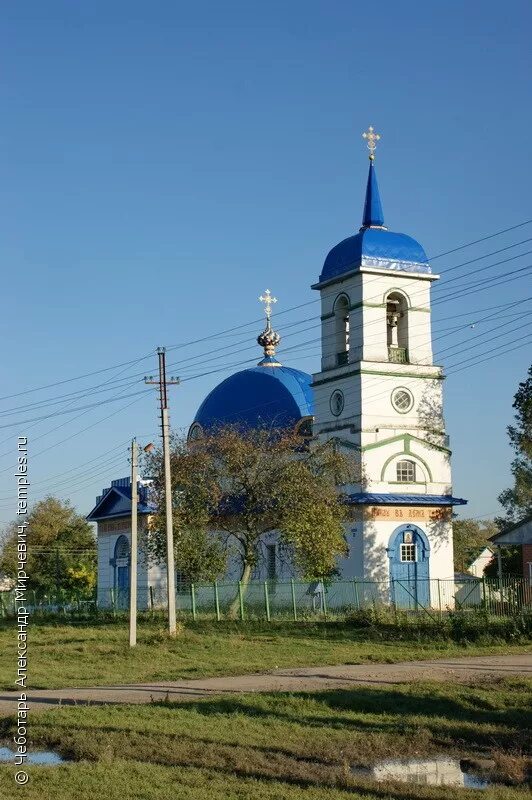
left=484, top=546, right=522, bottom=578
left=143, top=426, right=357, bottom=594
left=497, top=364, right=532, bottom=525
left=0, top=497, right=96, bottom=595
left=452, top=518, right=497, bottom=573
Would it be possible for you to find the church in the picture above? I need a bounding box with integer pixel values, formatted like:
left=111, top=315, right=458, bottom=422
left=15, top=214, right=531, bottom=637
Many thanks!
left=87, top=127, right=466, bottom=609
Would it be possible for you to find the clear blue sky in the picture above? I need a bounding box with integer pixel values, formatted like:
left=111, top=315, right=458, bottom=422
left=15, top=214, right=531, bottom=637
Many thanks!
left=1, top=1, right=531, bottom=523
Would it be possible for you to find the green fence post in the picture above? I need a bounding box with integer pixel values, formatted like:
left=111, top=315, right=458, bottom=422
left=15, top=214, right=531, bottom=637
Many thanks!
left=481, top=576, right=487, bottom=610
left=238, top=581, right=245, bottom=621
left=437, top=579, right=442, bottom=618
left=290, top=578, right=297, bottom=621
left=149, top=586, right=154, bottom=613
left=321, top=578, right=328, bottom=619
left=214, top=581, right=221, bottom=622
left=352, top=579, right=359, bottom=610
left=391, top=580, right=398, bottom=623
left=190, top=583, right=197, bottom=621
left=264, top=581, right=271, bottom=622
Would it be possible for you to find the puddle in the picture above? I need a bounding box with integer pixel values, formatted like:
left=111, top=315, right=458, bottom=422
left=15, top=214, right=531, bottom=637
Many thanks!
left=0, top=746, right=65, bottom=765
left=352, top=757, right=490, bottom=789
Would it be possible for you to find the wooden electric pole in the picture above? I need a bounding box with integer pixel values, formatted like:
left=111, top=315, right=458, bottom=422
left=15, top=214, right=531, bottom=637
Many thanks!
left=129, top=438, right=138, bottom=647
left=145, top=348, right=180, bottom=636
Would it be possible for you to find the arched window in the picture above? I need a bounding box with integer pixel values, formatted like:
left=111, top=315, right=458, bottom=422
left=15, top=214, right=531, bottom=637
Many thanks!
left=295, top=417, right=313, bottom=438
left=334, top=294, right=350, bottom=366
left=114, top=535, right=130, bottom=561
left=396, top=459, right=416, bottom=483
left=386, top=292, right=409, bottom=363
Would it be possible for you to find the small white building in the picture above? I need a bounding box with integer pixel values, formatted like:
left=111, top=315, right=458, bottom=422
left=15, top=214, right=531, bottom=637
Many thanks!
left=466, top=546, right=494, bottom=578
left=87, top=478, right=165, bottom=608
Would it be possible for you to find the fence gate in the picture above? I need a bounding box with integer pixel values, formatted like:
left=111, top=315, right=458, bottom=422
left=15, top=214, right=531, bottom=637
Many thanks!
left=388, top=524, right=430, bottom=608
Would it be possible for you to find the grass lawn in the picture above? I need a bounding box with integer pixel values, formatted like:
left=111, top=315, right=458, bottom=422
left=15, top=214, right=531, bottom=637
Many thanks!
left=0, top=617, right=530, bottom=689
left=0, top=678, right=530, bottom=799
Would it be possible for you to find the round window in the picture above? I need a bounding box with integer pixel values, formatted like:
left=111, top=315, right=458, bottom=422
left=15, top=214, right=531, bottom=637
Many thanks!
left=330, top=389, right=345, bottom=416
left=391, top=387, right=414, bottom=414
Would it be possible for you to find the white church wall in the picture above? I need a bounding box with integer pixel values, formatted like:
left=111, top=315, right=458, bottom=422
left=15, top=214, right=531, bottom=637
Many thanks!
left=97, top=522, right=152, bottom=609
left=319, top=274, right=363, bottom=371
left=97, top=529, right=115, bottom=605
left=358, top=269, right=434, bottom=364
left=362, top=439, right=451, bottom=495
left=359, top=372, right=445, bottom=440
left=336, top=520, right=364, bottom=579
left=359, top=515, right=454, bottom=606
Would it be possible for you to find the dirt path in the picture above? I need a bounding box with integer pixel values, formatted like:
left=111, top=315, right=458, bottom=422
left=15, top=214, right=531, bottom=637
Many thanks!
left=0, top=654, right=530, bottom=715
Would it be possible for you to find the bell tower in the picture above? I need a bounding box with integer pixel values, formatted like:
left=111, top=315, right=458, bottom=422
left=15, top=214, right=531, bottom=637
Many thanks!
left=311, top=128, right=466, bottom=600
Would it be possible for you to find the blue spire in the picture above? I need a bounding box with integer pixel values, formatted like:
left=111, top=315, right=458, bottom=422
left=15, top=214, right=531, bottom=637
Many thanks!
left=361, top=161, right=384, bottom=229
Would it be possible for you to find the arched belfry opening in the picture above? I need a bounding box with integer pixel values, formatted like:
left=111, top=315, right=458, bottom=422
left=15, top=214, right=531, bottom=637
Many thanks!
left=386, top=292, right=409, bottom=363
left=333, top=294, right=350, bottom=366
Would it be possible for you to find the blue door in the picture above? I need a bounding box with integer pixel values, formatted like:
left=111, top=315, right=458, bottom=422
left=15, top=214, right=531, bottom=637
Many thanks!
left=388, top=524, right=430, bottom=608
left=114, top=535, right=130, bottom=607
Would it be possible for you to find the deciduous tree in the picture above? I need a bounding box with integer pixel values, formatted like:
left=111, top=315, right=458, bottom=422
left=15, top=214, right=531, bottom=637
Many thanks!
left=0, top=497, right=96, bottom=595
left=143, top=427, right=357, bottom=593
left=452, top=518, right=496, bottom=573
left=497, top=364, right=532, bottom=525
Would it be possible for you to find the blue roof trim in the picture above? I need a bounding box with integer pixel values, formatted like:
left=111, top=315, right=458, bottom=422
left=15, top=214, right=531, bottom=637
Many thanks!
left=346, top=493, right=467, bottom=506
left=362, top=162, right=384, bottom=228
left=193, top=365, right=314, bottom=431
left=319, top=228, right=430, bottom=284
left=87, top=480, right=155, bottom=521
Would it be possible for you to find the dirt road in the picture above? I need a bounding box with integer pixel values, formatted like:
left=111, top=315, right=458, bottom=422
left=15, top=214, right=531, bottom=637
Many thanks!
left=0, top=653, right=530, bottom=715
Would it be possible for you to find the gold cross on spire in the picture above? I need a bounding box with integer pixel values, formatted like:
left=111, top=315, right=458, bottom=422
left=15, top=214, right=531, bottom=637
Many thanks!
left=362, top=125, right=381, bottom=161
left=259, top=289, right=277, bottom=322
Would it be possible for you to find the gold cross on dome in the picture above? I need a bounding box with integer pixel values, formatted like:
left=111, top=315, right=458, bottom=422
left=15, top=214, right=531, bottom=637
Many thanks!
left=362, top=125, right=381, bottom=160
left=259, top=289, right=277, bottom=321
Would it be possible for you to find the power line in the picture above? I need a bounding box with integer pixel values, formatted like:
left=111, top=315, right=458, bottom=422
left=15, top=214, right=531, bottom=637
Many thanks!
left=3, top=218, right=527, bottom=409
left=0, top=351, right=156, bottom=403
left=0, top=387, right=151, bottom=431
left=429, top=219, right=532, bottom=261
left=0, top=219, right=529, bottom=497
left=0, top=391, right=149, bottom=476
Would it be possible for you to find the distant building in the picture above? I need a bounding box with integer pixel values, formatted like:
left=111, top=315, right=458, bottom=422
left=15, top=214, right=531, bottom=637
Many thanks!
left=490, top=516, right=532, bottom=583
left=465, top=546, right=494, bottom=578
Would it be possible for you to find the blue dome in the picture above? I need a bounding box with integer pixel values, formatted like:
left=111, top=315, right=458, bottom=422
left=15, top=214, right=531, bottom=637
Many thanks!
left=317, top=160, right=431, bottom=285
left=192, top=365, right=314, bottom=432
left=319, top=227, right=429, bottom=284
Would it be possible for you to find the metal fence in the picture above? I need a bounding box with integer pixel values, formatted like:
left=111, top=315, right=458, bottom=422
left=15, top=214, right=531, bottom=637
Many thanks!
left=2, top=576, right=530, bottom=621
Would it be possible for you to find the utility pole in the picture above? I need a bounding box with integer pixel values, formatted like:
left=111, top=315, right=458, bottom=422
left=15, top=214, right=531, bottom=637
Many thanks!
left=145, top=348, right=180, bottom=636
left=129, top=438, right=138, bottom=647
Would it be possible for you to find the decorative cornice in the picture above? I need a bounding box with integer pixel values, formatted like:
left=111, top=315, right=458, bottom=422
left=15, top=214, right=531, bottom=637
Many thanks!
left=321, top=300, right=430, bottom=320
left=361, top=432, right=451, bottom=455
left=312, top=367, right=443, bottom=387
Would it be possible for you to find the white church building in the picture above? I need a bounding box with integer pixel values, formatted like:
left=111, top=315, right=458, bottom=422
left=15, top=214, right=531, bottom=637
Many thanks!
left=88, top=128, right=466, bottom=609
